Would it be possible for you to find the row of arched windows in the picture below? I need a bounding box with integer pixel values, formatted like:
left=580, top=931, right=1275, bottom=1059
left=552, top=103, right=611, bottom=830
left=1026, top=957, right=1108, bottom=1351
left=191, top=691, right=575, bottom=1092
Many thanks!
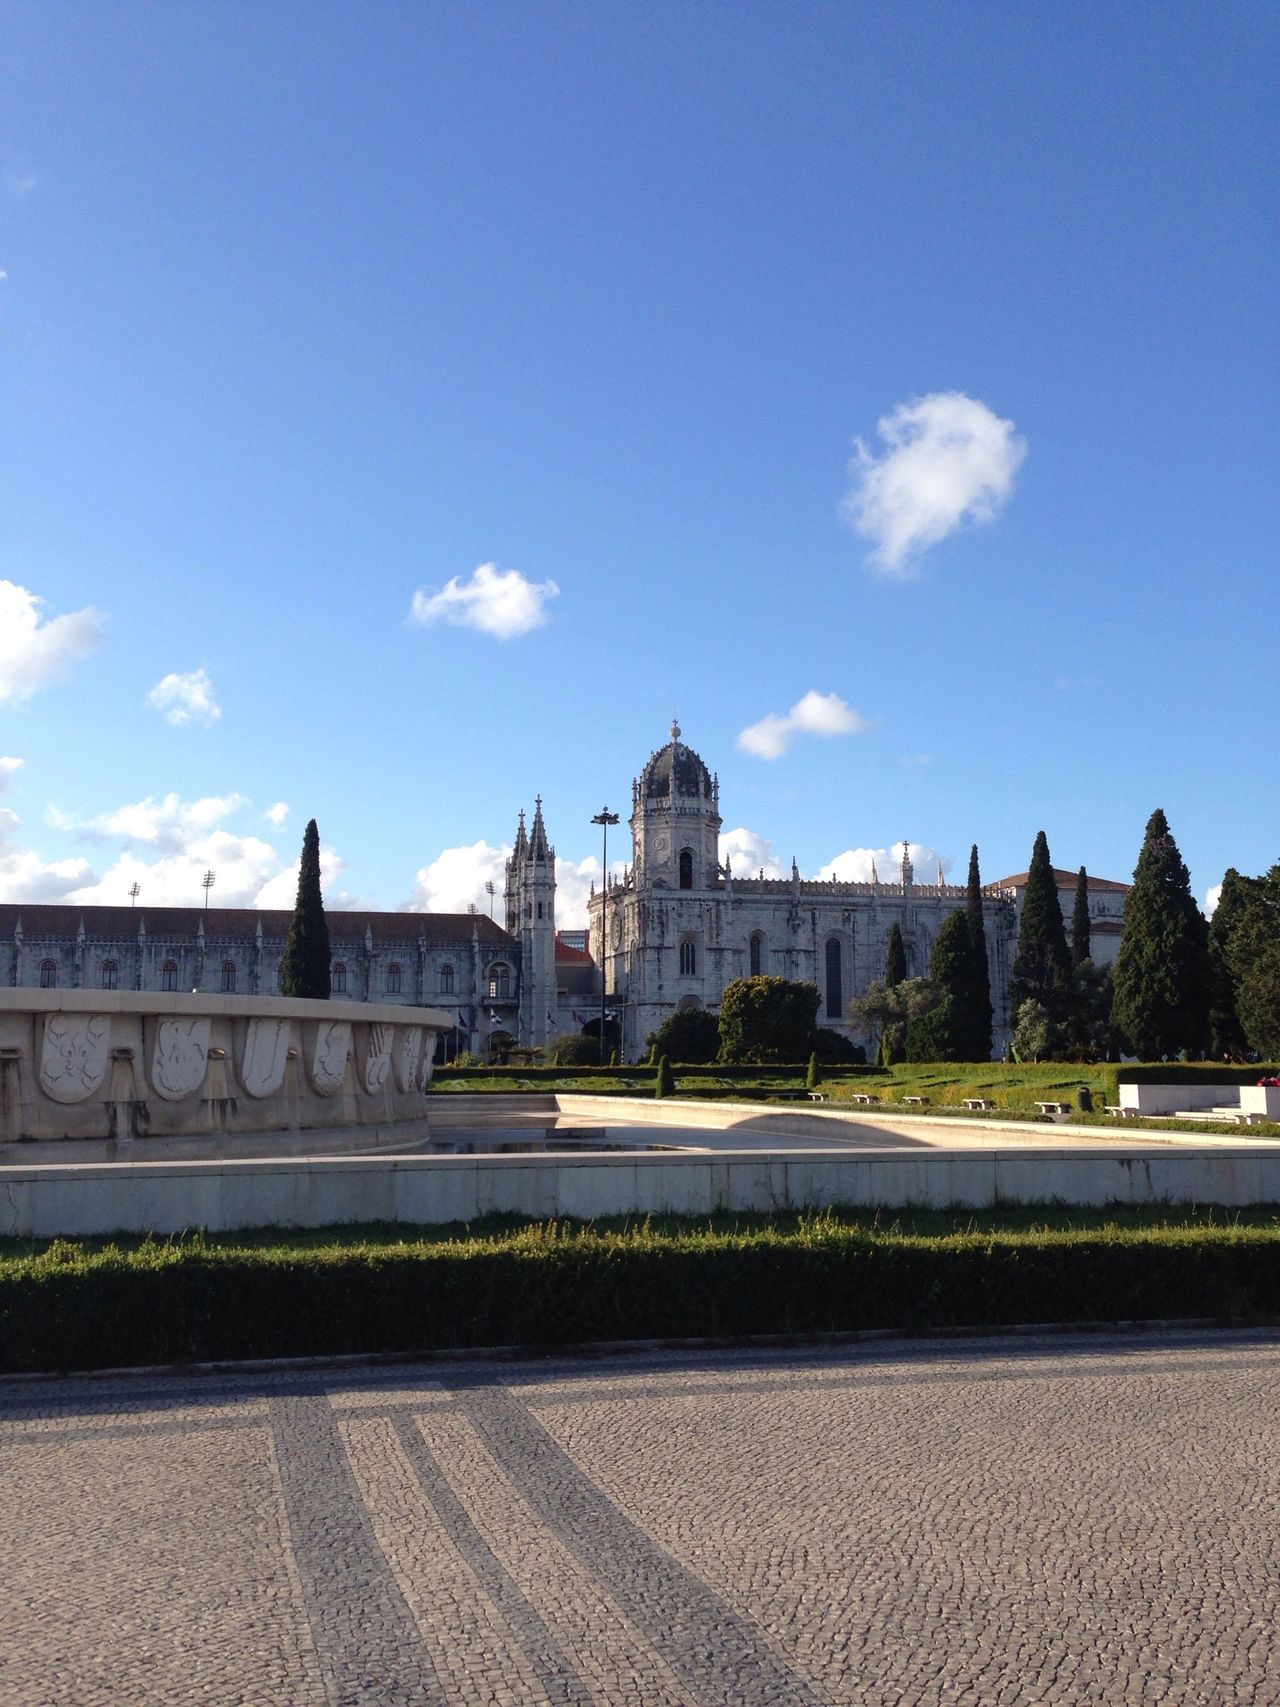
left=34, top=955, right=516, bottom=1000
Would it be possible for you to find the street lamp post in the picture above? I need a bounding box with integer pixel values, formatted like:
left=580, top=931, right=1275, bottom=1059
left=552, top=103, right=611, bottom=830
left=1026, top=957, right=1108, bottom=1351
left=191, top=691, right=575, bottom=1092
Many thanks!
left=590, top=807, right=619, bottom=1064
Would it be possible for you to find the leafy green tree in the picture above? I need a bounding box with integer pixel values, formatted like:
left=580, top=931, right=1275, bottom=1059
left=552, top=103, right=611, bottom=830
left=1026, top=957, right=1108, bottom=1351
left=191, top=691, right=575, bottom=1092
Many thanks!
left=1218, top=863, right=1280, bottom=1059
left=884, top=923, right=907, bottom=988
left=654, top=1054, right=675, bottom=1098
left=964, top=845, right=993, bottom=1060
left=812, top=1027, right=865, bottom=1064
left=1009, top=831, right=1073, bottom=1038
left=544, top=1032, right=600, bottom=1066
left=1111, top=809, right=1211, bottom=1059
left=850, top=977, right=938, bottom=1064
left=645, top=1007, right=720, bottom=1064
left=1071, top=867, right=1091, bottom=967
left=1068, top=960, right=1117, bottom=1061
left=717, top=976, right=819, bottom=1063
left=1012, top=999, right=1059, bottom=1064
left=279, top=819, right=331, bottom=999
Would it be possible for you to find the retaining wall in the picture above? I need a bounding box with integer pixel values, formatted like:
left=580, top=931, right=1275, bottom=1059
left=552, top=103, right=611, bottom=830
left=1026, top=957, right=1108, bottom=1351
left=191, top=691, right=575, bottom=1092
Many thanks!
left=4, top=1144, right=1280, bottom=1238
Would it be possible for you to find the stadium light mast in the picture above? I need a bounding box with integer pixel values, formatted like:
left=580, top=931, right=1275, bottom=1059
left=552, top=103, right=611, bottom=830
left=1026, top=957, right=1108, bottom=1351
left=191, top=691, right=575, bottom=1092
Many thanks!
left=590, top=807, right=619, bottom=1064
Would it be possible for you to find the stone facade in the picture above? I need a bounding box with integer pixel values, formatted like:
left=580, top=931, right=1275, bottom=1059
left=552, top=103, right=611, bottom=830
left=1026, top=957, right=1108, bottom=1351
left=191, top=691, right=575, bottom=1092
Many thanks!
left=1, top=903, right=520, bottom=1062
left=588, top=723, right=1029, bottom=1062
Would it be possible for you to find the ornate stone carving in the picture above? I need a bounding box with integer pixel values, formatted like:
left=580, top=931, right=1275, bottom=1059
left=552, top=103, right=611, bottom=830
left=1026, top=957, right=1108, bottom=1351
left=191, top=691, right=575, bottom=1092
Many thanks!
left=306, top=1021, right=351, bottom=1097
left=393, top=1025, right=422, bottom=1093
left=240, top=1018, right=291, bottom=1099
left=356, top=1023, right=394, bottom=1095
left=40, top=1014, right=112, bottom=1104
left=150, top=1017, right=212, bottom=1101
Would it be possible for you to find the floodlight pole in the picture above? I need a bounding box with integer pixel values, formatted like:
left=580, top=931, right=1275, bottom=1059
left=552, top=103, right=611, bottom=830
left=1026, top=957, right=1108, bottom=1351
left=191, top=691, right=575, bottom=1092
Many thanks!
left=201, top=870, right=216, bottom=911
left=590, top=807, right=619, bottom=1064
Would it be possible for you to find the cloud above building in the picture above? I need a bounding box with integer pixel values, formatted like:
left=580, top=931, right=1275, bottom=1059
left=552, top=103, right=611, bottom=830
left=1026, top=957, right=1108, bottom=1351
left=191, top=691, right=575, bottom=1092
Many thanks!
left=737, top=691, right=869, bottom=760
left=719, top=826, right=788, bottom=879
left=818, top=840, right=952, bottom=885
left=842, top=392, right=1026, bottom=574
left=0, top=580, right=104, bottom=704
left=146, top=668, right=222, bottom=726
left=0, top=757, right=23, bottom=793
left=409, top=562, right=559, bottom=640
left=404, top=840, right=511, bottom=915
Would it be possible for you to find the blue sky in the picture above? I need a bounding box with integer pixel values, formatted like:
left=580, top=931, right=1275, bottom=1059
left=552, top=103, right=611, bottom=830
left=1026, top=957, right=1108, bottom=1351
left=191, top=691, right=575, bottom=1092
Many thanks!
left=2, top=1, right=1276, bottom=925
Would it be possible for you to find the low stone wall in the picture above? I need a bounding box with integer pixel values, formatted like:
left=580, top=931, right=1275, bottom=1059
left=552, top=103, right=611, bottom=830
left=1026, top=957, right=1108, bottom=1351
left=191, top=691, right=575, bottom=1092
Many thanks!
left=4, top=1144, right=1280, bottom=1238
left=0, top=990, right=451, bottom=1143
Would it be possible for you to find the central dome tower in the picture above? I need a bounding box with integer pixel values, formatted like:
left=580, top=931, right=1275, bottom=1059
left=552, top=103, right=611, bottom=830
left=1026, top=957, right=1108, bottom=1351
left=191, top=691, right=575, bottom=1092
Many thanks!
left=630, top=721, right=721, bottom=890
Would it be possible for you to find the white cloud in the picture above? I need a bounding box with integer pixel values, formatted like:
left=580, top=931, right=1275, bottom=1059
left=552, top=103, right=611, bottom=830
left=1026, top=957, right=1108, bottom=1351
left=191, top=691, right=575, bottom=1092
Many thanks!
left=0, top=580, right=104, bottom=703
left=51, top=791, right=248, bottom=851
left=264, top=801, right=290, bottom=827
left=409, top=562, right=559, bottom=640
left=819, top=840, right=951, bottom=884
left=737, top=691, right=870, bottom=760
left=404, top=840, right=510, bottom=915
left=0, top=757, right=23, bottom=792
left=719, top=827, right=787, bottom=879
left=842, top=392, right=1026, bottom=575
left=147, top=668, right=221, bottom=727
left=1204, top=883, right=1222, bottom=918
left=253, top=843, right=355, bottom=911
left=0, top=806, right=96, bottom=902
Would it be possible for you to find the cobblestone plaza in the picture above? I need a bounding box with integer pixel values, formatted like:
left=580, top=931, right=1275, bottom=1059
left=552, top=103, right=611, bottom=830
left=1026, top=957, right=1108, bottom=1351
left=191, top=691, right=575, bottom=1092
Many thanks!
left=2, top=1332, right=1277, bottom=1705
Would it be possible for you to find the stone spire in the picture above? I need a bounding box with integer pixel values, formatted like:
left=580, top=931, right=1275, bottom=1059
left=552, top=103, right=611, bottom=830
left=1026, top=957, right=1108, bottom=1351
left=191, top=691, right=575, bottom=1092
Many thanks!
left=512, top=808, right=528, bottom=862
left=899, top=841, right=914, bottom=889
left=529, top=795, right=550, bottom=861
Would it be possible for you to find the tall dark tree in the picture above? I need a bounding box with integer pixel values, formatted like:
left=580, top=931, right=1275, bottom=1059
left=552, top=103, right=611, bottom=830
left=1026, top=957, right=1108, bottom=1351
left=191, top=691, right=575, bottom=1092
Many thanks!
left=1218, top=862, right=1280, bottom=1060
left=1071, top=867, right=1091, bottom=967
left=1207, top=869, right=1250, bottom=1059
left=964, top=844, right=993, bottom=1060
left=280, top=819, right=331, bottom=999
left=1008, top=830, right=1073, bottom=1036
left=905, top=911, right=982, bottom=1061
left=1111, top=809, right=1210, bottom=1059
left=717, top=976, right=819, bottom=1063
left=884, top=923, right=907, bottom=988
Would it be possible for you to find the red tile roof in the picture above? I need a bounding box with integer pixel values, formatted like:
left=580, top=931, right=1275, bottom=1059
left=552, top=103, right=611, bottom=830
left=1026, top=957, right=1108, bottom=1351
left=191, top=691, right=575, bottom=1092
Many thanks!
left=992, top=868, right=1130, bottom=895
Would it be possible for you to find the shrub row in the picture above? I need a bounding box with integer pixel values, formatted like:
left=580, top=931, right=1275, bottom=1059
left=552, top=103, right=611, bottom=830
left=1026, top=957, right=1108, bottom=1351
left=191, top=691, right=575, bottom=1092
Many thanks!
left=431, top=1062, right=881, bottom=1085
left=1116, top=1064, right=1280, bottom=1087
left=3, top=1221, right=1278, bottom=1375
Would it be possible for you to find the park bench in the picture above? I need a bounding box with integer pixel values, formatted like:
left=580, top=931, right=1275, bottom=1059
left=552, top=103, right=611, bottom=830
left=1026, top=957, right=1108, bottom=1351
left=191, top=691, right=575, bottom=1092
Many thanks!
left=902, top=1095, right=930, bottom=1107
left=1035, top=1101, right=1072, bottom=1117
left=850, top=1092, right=878, bottom=1105
left=1104, top=1105, right=1142, bottom=1118
left=963, top=1098, right=996, bottom=1112
left=807, top=1091, right=826, bottom=1103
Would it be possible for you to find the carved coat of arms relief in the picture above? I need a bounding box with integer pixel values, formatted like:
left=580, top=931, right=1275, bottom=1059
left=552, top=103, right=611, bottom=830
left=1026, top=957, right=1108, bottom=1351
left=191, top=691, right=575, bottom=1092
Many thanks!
left=39, top=1015, right=112, bottom=1103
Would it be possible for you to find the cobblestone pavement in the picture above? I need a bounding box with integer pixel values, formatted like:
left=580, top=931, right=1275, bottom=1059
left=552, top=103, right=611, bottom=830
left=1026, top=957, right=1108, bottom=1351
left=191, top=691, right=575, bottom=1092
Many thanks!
left=2, top=1330, right=1279, bottom=1705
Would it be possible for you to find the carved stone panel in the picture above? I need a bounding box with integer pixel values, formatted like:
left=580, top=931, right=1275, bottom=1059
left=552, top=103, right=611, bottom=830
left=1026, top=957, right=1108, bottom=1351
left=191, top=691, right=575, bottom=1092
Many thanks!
left=40, top=1014, right=112, bottom=1104
left=356, top=1023, right=394, bottom=1096
left=306, top=1021, right=351, bottom=1097
left=150, top=1017, right=212, bottom=1101
left=393, top=1026, right=422, bottom=1093
left=240, top=1018, right=291, bottom=1099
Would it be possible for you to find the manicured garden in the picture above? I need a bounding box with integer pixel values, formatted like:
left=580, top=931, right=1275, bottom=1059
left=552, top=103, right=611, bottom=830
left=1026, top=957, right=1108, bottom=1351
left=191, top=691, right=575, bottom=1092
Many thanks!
left=4, top=1204, right=1279, bottom=1375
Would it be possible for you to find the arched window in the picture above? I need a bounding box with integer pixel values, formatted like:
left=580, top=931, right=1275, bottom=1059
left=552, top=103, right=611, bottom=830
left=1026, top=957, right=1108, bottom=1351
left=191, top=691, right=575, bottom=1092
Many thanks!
left=386, top=962, right=402, bottom=994
left=488, top=963, right=511, bottom=999
left=679, top=937, right=697, bottom=976
left=749, top=933, right=764, bottom=977
left=220, top=960, right=237, bottom=993
left=438, top=963, right=454, bottom=994
left=161, top=961, right=178, bottom=992
left=39, top=959, right=57, bottom=989
left=101, top=960, right=120, bottom=991
left=331, top=961, right=348, bottom=993
left=679, top=849, right=694, bottom=890
left=825, top=938, right=843, bottom=1019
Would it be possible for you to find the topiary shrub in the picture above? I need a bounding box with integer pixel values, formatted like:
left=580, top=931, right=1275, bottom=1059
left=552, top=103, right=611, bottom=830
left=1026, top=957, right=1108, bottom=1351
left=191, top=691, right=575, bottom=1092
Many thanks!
left=654, top=1055, right=675, bottom=1098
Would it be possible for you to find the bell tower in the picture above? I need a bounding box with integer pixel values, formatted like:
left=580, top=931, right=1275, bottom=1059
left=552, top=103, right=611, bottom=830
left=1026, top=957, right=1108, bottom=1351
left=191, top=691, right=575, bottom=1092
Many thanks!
left=630, top=721, right=721, bottom=891
left=503, top=797, right=557, bottom=1048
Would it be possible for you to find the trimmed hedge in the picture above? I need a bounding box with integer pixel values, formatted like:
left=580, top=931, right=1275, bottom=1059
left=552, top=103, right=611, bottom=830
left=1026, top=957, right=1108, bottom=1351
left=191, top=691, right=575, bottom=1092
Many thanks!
left=2, top=1220, right=1278, bottom=1375
left=1117, top=1064, right=1280, bottom=1087
left=432, top=1062, right=880, bottom=1084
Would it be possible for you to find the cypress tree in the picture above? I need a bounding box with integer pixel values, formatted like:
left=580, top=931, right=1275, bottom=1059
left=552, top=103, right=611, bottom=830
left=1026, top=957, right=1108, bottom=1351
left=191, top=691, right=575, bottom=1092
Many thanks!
left=1111, top=808, right=1210, bottom=1059
left=280, top=818, right=331, bottom=999
left=1208, top=870, right=1250, bottom=1059
left=906, top=910, right=979, bottom=1061
left=654, top=1054, right=674, bottom=1098
left=885, top=923, right=907, bottom=988
left=964, top=844, right=993, bottom=1060
left=1008, top=831, right=1073, bottom=1040
left=1071, top=867, right=1091, bottom=966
